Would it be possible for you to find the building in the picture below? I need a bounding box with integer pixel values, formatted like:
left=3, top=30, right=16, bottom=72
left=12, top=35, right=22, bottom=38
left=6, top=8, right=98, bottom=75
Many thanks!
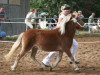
left=0, top=0, right=29, bottom=35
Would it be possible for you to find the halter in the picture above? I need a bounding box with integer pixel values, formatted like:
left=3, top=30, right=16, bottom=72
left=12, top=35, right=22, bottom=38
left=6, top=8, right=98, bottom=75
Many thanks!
left=71, top=18, right=84, bottom=27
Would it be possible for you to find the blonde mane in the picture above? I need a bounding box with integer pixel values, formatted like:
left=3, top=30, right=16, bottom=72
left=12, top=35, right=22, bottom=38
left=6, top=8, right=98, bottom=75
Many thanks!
left=58, top=14, right=72, bottom=35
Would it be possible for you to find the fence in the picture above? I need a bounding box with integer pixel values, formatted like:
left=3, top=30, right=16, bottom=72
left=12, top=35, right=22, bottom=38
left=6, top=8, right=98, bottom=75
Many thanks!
left=0, top=18, right=100, bottom=36
left=0, top=20, right=26, bottom=36
left=0, top=0, right=29, bottom=36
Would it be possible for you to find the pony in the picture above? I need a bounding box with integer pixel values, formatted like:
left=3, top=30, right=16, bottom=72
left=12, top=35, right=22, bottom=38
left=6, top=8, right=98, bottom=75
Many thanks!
left=5, top=14, right=84, bottom=71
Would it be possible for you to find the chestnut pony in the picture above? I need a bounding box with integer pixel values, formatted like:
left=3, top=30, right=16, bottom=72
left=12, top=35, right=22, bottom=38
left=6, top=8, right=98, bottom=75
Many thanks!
left=5, top=14, right=84, bottom=71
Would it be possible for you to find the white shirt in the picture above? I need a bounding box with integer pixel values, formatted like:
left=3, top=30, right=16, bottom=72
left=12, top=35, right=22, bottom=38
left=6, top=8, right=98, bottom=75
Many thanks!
left=25, top=12, right=36, bottom=23
left=59, top=14, right=66, bottom=19
left=56, top=13, right=71, bottom=28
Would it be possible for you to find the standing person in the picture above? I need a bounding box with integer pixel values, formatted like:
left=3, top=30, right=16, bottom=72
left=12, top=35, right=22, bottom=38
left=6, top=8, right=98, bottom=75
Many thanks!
left=50, top=15, right=58, bottom=29
left=88, top=13, right=95, bottom=33
left=42, top=4, right=79, bottom=67
left=76, top=11, right=84, bottom=34
left=97, top=17, right=100, bottom=26
left=25, top=8, right=38, bottom=30
left=88, top=13, right=95, bottom=23
left=77, top=11, right=84, bottom=19
left=0, top=7, right=5, bottom=31
left=39, top=12, right=48, bottom=29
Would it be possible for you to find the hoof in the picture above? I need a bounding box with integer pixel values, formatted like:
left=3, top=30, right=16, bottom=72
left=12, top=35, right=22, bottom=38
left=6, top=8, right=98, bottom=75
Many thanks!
left=38, top=67, right=44, bottom=71
left=11, top=66, right=16, bottom=71
left=74, top=68, right=80, bottom=73
left=49, top=64, right=54, bottom=71
left=70, top=61, right=80, bottom=64
left=69, top=61, right=73, bottom=64
left=75, top=61, right=80, bottom=64
left=50, top=67, right=53, bottom=71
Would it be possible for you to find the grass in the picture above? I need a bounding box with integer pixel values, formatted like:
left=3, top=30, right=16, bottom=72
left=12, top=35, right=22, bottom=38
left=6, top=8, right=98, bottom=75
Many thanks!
left=0, top=35, right=18, bottom=41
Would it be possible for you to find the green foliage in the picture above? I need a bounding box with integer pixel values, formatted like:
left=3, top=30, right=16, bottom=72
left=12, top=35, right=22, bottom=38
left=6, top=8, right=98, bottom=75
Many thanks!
left=30, top=0, right=100, bottom=17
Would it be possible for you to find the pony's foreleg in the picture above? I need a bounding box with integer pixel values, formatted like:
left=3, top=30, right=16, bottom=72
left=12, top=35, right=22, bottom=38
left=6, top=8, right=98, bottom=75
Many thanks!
left=11, top=48, right=27, bottom=71
left=50, top=51, right=63, bottom=70
left=65, top=50, right=79, bottom=71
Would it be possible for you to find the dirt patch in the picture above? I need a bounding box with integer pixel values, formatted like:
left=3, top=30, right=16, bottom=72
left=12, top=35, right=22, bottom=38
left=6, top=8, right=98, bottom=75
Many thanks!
left=0, top=37, right=100, bottom=75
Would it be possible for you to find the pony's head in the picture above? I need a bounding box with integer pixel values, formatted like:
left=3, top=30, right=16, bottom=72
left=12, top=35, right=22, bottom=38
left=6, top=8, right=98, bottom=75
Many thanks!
left=72, top=12, right=85, bottom=30
left=59, top=13, right=84, bottom=35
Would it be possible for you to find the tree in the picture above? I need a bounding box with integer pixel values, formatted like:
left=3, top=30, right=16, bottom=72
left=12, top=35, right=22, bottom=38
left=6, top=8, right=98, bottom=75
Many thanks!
left=30, top=0, right=100, bottom=17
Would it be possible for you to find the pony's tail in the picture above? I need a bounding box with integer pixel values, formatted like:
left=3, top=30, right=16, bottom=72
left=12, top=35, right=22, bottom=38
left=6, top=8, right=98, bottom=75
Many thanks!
left=4, top=32, right=24, bottom=61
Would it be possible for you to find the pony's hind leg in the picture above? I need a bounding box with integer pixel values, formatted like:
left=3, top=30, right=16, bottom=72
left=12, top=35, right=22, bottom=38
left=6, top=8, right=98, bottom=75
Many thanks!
left=31, top=47, right=46, bottom=69
left=31, top=47, right=42, bottom=66
left=11, top=46, right=29, bottom=71
left=31, top=47, right=55, bottom=70
left=65, top=50, right=79, bottom=71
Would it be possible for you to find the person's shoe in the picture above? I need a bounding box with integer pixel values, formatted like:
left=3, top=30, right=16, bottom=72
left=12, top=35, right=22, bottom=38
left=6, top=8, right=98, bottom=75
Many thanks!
left=42, top=62, right=50, bottom=67
left=75, top=61, right=80, bottom=64
left=69, top=61, right=80, bottom=64
left=69, top=61, right=73, bottom=64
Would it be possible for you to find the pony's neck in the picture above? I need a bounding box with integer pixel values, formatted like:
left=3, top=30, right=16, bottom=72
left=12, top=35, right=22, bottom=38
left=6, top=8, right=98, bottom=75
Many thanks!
left=64, top=21, right=76, bottom=37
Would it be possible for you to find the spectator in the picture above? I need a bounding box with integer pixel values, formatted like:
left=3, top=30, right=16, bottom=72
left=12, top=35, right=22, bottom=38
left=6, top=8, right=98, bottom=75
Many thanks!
left=88, top=13, right=95, bottom=24
left=76, top=11, right=84, bottom=34
left=39, top=12, right=48, bottom=29
left=46, top=15, right=58, bottom=30
left=97, top=17, right=100, bottom=26
left=77, top=11, right=84, bottom=19
left=50, top=15, right=58, bottom=29
left=0, top=7, right=6, bottom=31
left=88, top=13, right=95, bottom=33
left=25, top=8, right=38, bottom=30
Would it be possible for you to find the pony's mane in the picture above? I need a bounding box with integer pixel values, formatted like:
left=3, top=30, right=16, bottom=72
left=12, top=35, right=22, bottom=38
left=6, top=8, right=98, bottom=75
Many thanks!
left=58, top=14, right=72, bottom=35
left=58, top=11, right=83, bottom=35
